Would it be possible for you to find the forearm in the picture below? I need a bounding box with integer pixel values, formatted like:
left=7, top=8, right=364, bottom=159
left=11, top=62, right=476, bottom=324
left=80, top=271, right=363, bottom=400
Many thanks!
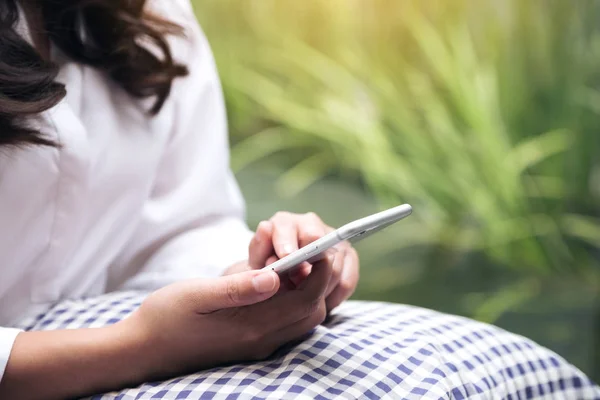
left=0, top=322, right=150, bottom=400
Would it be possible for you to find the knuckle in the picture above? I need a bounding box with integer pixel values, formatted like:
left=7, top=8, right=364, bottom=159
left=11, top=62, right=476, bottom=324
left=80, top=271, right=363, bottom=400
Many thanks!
left=304, top=212, right=321, bottom=222
left=334, top=252, right=345, bottom=268
left=339, top=279, right=353, bottom=293
left=339, top=277, right=357, bottom=296
left=301, top=230, right=320, bottom=243
left=242, top=326, right=264, bottom=346
left=305, top=298, right=321, bottom=317
left=324, top=253, right=336, bottom=271
left=272, top=211, right=290, bottom=221
left=241, top=327, right=274, bottom=361
left=257, top=220, right=268, bottom=230
left=308, top=302, right=327, bottom=327
left=332, top=265, right=343, bottom=281
left=226, top=279, right=241, bottom=304
left=315, top=303, right=327, bottom=325
left=256, top=221, right=272, bottom=236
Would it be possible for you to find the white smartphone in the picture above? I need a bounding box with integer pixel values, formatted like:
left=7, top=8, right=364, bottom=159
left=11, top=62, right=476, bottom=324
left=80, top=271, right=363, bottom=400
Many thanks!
left=262, top=203, right=412, bottom=274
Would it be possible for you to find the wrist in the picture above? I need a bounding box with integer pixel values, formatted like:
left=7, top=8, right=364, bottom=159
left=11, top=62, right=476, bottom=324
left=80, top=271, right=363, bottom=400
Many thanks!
left=109, top=316, right=157, bottom=383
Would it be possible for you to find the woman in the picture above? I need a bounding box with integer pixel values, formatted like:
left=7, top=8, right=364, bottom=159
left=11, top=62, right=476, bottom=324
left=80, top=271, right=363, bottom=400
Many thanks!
left=0, top=0, right=598, bottom=399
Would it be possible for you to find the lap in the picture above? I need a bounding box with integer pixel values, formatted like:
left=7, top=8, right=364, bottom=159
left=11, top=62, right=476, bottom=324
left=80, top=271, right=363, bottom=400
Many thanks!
left=15, top=292, right=600, bottom=399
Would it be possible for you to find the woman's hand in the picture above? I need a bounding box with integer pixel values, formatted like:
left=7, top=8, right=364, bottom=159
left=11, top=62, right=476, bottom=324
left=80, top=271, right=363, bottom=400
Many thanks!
left=227, top=212, right=360, bottom=312
left=1, top=264, right=333, bottom=400
left=121, top=258, right=334, bottom=380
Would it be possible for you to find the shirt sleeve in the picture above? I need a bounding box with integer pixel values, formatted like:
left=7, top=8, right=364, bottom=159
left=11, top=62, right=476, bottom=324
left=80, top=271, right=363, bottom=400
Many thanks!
left=0, top=328, right=22, bottom=383
left=108, top=0, right=253, bottom=291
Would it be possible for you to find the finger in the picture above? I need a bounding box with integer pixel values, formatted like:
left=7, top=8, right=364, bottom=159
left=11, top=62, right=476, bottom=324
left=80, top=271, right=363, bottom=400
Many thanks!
left=326, top=248, right=360, bottom=312
left=258, top=300, right=327, bottom=358
left=189, top=270, right=281, bottom=313
left=298, top=212, right=327, bottom=248
left=249, top=221, right=275, bottom=269
left=264, top=255, right=299, bottom=292
left=335, top=239, right=351, bottom=251
left=265, top=255, right=279, bottom=266
left=287, top=262, right=312, bottom=288
left=324, top=248, right=345, bottom=298
left=265, top=255, right=298, bottom=292
left=270, top=212, right=299, bottom=258
left=295, top=251, right=335, bottom=295
left=278, top=262, right=309, bottom=292
left=305, top=243, right=342, bottom=268
left=253, top=253, right=334, bottom=328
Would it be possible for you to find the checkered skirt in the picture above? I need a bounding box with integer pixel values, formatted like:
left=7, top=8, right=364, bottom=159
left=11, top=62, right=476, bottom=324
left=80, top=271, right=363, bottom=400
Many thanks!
left=15, top=292, right=600, bottom=399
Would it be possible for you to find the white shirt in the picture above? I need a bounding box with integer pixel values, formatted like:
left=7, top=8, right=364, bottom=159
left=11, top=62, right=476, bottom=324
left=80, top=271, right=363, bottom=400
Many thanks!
left=0, top=0, right=254, bottom=381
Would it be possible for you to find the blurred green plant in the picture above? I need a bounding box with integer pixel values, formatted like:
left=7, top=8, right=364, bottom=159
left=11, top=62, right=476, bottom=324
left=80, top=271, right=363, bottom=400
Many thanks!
left=192, top=1, right=600, bottom=279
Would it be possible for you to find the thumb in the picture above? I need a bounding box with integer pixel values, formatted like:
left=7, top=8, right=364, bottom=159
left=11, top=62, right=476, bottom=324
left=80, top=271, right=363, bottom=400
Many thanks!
left=195, top=270, right=280, bottom=313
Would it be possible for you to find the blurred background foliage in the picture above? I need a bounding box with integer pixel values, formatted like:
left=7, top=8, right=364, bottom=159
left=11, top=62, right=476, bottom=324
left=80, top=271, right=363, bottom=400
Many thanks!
left=192, top=0, right=600, bottom=379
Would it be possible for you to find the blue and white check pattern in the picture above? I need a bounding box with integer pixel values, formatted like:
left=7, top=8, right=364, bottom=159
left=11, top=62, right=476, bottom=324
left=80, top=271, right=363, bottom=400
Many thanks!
left=15, top=292, right=600, bottom=399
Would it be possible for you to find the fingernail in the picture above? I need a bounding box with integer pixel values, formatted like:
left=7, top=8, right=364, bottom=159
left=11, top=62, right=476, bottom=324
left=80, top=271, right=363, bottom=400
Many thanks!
left=252, top=272, right=277, bottom=293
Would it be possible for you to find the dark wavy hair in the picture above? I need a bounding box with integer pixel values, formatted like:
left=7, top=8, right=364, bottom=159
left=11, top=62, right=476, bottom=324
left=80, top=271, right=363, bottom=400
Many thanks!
left=0, top=0, right=188, bottom=147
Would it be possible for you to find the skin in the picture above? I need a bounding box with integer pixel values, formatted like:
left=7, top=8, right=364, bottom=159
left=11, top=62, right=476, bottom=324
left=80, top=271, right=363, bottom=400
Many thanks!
left=0, top=5, right=360, bottom=398
left=0, top=213, right=360, bottom=399
left=0, top=258, right=336, bottom=399
left=225, top=212, right=360, bottom=312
